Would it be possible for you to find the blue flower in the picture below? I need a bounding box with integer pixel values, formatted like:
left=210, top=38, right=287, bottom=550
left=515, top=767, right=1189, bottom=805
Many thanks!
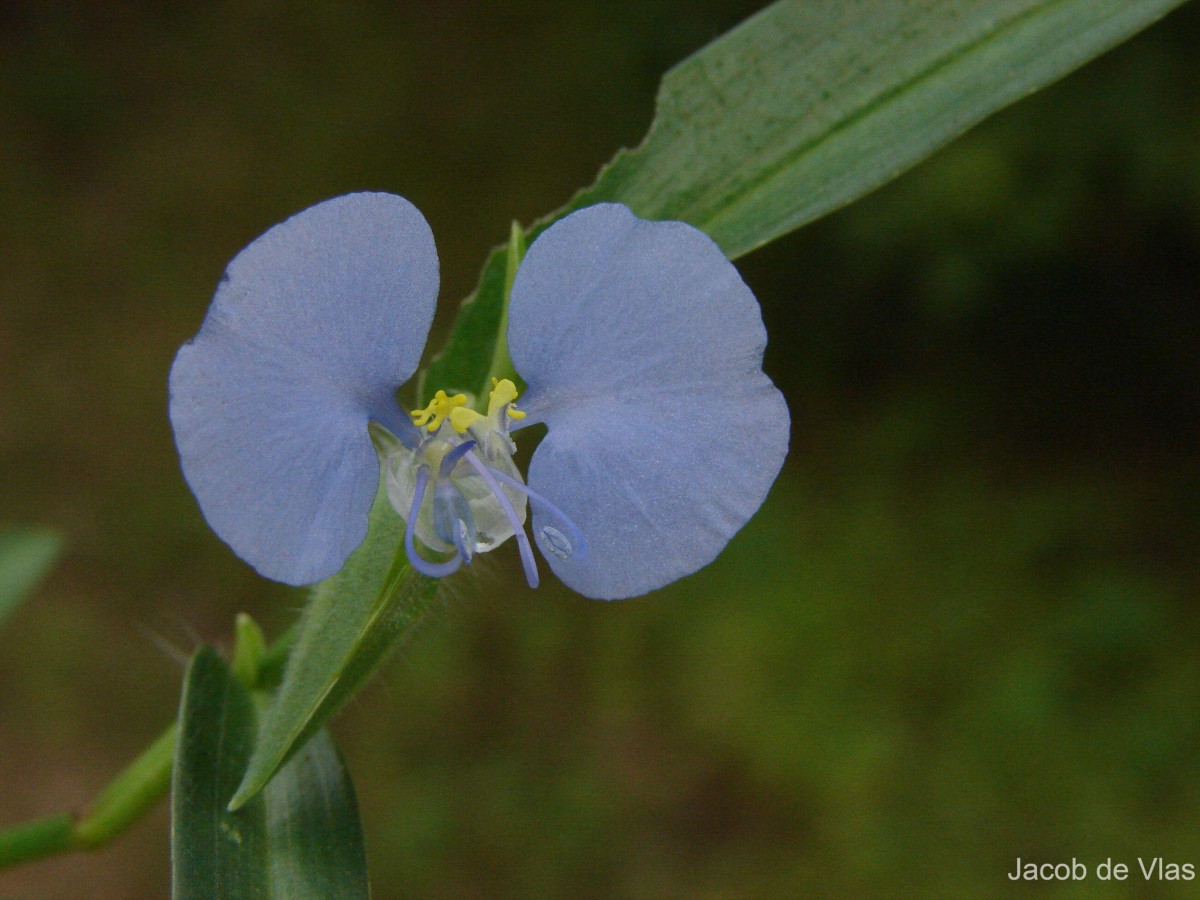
left=170, top=194, right=788, bottom=600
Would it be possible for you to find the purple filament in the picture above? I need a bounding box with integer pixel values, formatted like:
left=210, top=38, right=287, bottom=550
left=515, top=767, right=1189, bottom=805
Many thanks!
left=404, top=465, right=463, bottom=578
left=435, top=480, right=475, bottom=564
left=464, top=450, right=539, bottom=589
left=438, top=438, right=477, bottom=477
left=438, top=439, right=479, bottom=563
left=485, top=467, right=587, bottom=561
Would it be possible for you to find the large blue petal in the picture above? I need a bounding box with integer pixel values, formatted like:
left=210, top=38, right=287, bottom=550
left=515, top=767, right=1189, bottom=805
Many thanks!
left=508, top=204, right=788, bottom=600
left=169, top=193, right=438, bottom=585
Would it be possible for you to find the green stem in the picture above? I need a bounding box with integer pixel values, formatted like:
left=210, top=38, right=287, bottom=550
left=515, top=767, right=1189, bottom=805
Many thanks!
left=0, top=621, right=297, bottom=870
left=0, top=815, right=75, bottom=868
left=73, top=723, right=178, bottom=849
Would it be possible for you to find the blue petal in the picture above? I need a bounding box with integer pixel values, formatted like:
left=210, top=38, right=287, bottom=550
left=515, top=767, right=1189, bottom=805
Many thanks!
left=169, top=193, right=438, bottom=585
left=507, top=204, right=788, bottom=600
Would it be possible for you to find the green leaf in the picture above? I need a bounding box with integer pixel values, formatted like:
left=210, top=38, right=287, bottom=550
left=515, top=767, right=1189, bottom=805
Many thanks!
left=262, top=729, right=369, bottom=898
left=172, top=647, right=267, bottom=898
left=0, top=528, right=62, bottom=629
left=230, top=489, right=438, bottom=809
left=172, top=647, right=369, bottom=899
left=569, top=0, right=1188, bottom=258
left=424, top=0, right=1186, bottom=402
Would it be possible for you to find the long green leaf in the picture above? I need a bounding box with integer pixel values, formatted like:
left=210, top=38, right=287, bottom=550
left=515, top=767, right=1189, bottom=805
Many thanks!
left=0, top=528, right=62, bottom=628
left=571, top=0, right=1187, bottom=256
left=172, top=648, right=369, bottom=899
left=172, top=648, right=267, bottom=898
left=230, top=490, right=438, bottom=809
left=425, top=0, right=1186, bottom=403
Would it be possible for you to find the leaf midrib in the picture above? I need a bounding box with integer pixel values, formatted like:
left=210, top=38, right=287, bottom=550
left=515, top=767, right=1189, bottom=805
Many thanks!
left=686, top=0, right=1061, bottom=252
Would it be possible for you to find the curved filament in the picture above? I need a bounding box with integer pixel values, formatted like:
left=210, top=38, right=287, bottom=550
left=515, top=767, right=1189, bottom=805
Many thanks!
left=485, top=468, right=588, bottom=561
left=438, top=438, right=477, bottom=478
left=464, top=450, right=539, bottom=588
left=370, top=406, right=426, bottom=451
left=404, top=465, right=463, bottom=578
left=434, top=479, right=476, bottom=564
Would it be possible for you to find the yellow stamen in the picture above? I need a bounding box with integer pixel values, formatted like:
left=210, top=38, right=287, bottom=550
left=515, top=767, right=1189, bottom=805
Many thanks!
left=488, top=378, right=526, bottom=420
left=414, top=380, right=526, bottom=437
left=449, top=407, right=485, bottom=434
left=410, top=390, right=469, bottom=433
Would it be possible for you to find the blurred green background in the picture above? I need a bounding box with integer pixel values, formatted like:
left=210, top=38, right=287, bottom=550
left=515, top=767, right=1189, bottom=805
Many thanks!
left=2, top=2, right=1199, bottom=896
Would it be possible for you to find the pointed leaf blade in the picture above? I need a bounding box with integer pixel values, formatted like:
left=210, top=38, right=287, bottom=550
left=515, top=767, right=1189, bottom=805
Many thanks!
left=264, top=730, right=369, bottom=899
left=568, top=0, right=1188, bottom=258
left=426, top=0, right=1186, bottom=391
left=172, top=647, right=268, bottom=899
left=172, top=648, right=371, bottom=899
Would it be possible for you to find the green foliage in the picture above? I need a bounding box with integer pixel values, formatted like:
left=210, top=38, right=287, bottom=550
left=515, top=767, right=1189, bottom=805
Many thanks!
left=422, top=0, right=1184, bottom=412
left=0, top=527, right=62, bottom=629
left=76, top=725, right=178, bottom=850
left=570, top=0, right=1187, bottom=257
left=260, top=730, right=369, bottom=898
left=172, top=648, right=368, bottom=899
left=172, top=648, right=268, bottom=897
left=0, top=815, right=75, bottom=869
left=231, top=492, right=439, bottom=809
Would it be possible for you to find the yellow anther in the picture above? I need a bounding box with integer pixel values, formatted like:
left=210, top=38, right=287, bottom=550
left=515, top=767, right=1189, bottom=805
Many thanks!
left=488, top=378, right=526, bottom=420
left=414, top=381, right=525, bottom=438
left=410, top=390, right=469, bottom=433
left=449, top=407, right=485, bottom=434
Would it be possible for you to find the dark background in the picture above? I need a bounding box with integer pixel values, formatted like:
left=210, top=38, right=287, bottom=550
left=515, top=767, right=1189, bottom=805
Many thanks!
left=1, top=2, right=1198, bottom=896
